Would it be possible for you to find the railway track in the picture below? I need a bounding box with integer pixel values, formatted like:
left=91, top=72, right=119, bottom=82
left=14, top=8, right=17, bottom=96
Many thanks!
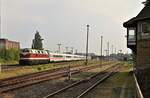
left=1, top=61, right=84, bottom=72
left=43, top=64, right=121, bottom=98
left=0, top=62, right=114, bottom=93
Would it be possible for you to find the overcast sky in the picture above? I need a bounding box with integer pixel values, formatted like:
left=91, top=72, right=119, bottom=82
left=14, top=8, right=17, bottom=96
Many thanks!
left=1, top=0, right=145, bottom=55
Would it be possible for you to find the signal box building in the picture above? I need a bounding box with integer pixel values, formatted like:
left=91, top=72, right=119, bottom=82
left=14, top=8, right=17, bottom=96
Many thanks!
left=123, top=2, right=150, bottom=98
left=0, top=39, right=20, bottom=50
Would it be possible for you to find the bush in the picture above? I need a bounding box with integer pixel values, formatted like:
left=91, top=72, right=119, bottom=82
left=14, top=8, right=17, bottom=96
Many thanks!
left=0, top=48, right=20, bottom=63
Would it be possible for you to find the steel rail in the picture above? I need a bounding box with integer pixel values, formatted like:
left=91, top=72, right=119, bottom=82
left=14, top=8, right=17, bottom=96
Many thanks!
left=76, top=66, right=119, bottom=98
left=0, top=63, right=113, bottom=93
left=43, top=64, right=120, bottom=98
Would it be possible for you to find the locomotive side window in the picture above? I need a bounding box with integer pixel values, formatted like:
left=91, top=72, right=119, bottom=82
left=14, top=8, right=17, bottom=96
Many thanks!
left=37, top=51, right=41, bottom=54
left=31, top=50, right=34, bottom=53
left=22, top=49, right=30, bottom=53
left=41, top=51, right=44, bottom=54
left=66, top=56, right=71, bottom=58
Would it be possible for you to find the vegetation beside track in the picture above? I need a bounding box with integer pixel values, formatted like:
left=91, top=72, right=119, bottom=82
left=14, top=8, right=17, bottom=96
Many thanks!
left=71, top=62, right=119, bottom=80
left=0, top=60, right=107, bottom=79
left=0, top=48, right=20, bottom=64
left=0, top=61, right=118, bottom=98
left=83, top=62, right=135, bottom=98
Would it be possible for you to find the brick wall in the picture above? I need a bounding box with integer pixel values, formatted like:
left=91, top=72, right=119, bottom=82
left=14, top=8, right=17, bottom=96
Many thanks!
left=137, top=40, right=150, bottom=67
left=0, top=39, right=20, bottom=50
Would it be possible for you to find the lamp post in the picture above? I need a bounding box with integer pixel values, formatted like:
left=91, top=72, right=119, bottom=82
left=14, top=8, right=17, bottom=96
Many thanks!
left=57, top=43, right=61, bottom=53
left=100, top=36, right=103, bottom=65
left=65, top=47, right=68, bottom=53
left=71, top=47, right=74, bottom=54
left=107, top=42, right=110, bottom=61
left=85, top=25, right=89, bottom=65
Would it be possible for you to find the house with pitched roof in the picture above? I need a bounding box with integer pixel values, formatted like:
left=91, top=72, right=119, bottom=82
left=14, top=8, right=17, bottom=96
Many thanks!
left=123, top=1, right=150, bottom=97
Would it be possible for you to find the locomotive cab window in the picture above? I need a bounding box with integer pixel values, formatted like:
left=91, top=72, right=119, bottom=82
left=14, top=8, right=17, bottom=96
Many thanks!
left=22, top=49, right=30, bottom=53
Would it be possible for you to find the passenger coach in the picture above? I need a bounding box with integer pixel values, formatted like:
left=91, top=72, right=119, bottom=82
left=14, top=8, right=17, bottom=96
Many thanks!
left=19, top=48, right=85, bottom=65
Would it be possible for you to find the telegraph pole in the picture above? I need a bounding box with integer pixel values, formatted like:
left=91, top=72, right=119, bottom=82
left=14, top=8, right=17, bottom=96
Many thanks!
left=71, top=47, right=74, bottom=54
left=57, top=43, right=61, bottom=53
left=65, top=47, right=68, bottom=53
left=100, top=36, right=103, bottom=57
left=115, top=48, right=117, bottom=54
left=111, top=45, right=114, bottom=61
left=107, top=42, right=110, bottom=61
left=75, top=49, right=78, bottom=54
left=111, top=45, right=114, bottom=54
left=107, top=42, right=110, bottom=56
left=85, top=25, right=89, bottom=65
left=105, top=50, right=108, bottom=56
left=100, top=36, right=103, bottom=65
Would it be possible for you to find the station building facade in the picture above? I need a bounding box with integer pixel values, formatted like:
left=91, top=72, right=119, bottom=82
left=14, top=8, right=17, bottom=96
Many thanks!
left=123, top=2, right=150, bottom=97
left=0, top=39, right=20, bottom=50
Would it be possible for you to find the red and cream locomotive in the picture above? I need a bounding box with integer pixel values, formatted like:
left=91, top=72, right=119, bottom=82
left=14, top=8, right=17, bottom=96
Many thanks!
left=19, top=48, right=85, bottom=65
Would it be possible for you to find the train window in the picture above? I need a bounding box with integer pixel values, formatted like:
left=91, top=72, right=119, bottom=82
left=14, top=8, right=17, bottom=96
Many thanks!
left=31, top=50, right=34, bottom=53
left=50, top=54, right=53, bottom=57
left=45, top=51, right=48, bottom=54
left=41, top=51, right=44, bottom=54
left=37, top=51, right=41, bottom=54
left=53, top=55, right=63, bottom=58
left=66, top=56, right=71, bottom=58
left=35, top=50, right=38, bottom=54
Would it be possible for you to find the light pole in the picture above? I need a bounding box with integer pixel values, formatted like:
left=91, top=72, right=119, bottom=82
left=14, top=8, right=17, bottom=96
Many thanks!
left=100, top=36, right=103, bottom=57
left=75, top=49, right=78, bottom=54
left=100, top=36, right=103, bottom=65
left=65, top=47, right=68, bottom=53
left=107, top=42, right=110, bottom=61
left=85, top=25, right=89, bottom=65
left=107, top=42, right=110, bottom=56
left=57, top=43, right=61, bottom=53
left=71, top=47, right=74, bottom=54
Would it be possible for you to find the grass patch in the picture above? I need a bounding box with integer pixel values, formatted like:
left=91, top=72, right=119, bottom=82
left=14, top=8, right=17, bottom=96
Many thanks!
left=0, top=60, right=103, bottom=79
left=83, top=62, right=135, bottom=98
left=72, top=62, right=118, bottom=80
left=0, top=59, right=18, bottom=65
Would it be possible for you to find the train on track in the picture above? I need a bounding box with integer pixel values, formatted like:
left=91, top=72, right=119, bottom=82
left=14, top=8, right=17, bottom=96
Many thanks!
left=19, top=48, right=85, bottom=65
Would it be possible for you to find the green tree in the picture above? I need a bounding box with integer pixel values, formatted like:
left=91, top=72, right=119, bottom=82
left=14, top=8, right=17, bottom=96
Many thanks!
left=32, top=31, right=43, bottom=50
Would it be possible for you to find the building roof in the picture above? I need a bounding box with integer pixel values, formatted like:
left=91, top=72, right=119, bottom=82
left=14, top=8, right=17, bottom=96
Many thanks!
left=123, top=3, right=150, bottom=27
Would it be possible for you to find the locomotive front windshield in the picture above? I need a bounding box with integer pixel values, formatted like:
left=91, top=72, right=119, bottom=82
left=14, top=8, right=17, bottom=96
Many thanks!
left=21, top=49, right=30, bottom=53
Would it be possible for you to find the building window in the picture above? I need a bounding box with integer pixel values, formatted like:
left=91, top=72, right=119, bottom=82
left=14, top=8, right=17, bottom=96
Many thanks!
left=128, top=29, right=135, bottom=39
left=127, top=28, right=136, bottom=46
left=141, top=22, right=150, bottom=33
